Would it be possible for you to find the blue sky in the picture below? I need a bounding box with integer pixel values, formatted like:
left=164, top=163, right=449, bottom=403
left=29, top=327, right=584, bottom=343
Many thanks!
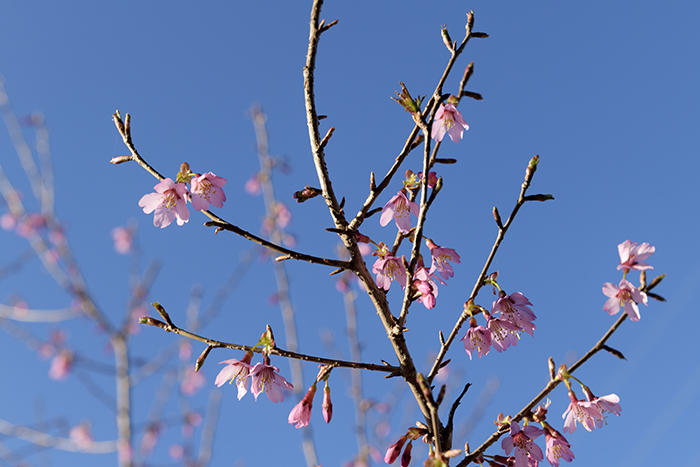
left=0, top=1, right=698, bottom=466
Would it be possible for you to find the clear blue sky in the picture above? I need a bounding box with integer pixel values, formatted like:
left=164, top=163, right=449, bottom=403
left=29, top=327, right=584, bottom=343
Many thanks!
left=0, top=1, right=698, bottom=466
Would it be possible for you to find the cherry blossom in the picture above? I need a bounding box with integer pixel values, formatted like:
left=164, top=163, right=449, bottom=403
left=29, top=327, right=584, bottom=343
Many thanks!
left=583, top=386, right=621, bottom=428
left=380, top=190, right=419, bottom=234
left=138, top=178, right=190, bottom=228
left=461, top=317, right=491, bottom=359
left=543, top=425, right=574, bottom=467
left=414, top=266, right=438, bottom=309
left=288, top=383, right=317, bottom=429
left=501, top=421, right=544, bottom=467
left=372, top=249, right=407, bottom=291
left=561, top=390, right=602, bottom=433
left=492, top=291, right=536, bottom=336
left=111, top=226, right=133, bottom=254
left=250, top=359, right=293, bottom=403
left=487, top=313, right=520, bottom=353
left=189, top=172, right=227, bottom=211
left=431, top=102, right=469, bottom=143
left=426, top=238, right=461, bottom=281
left=617, top=240, right=655, bottom=273
left=602, top=279, right=647, bottom=322
left=214, top=351, right=254, bottom=400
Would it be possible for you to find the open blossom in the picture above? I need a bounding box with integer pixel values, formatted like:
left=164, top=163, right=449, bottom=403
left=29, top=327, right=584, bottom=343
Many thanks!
left=602, top=279, right=647, bottom=322
left=487, top=313, right=520, bottom=353
left=582, top=387, right=621, bottom=428
left=617, top=240, right=655, bottom=272
left=288, top=384, right=317, bottom=429
left=111, top=226, right=133, bottom=254
left=426, top=238, right=461, bottom=281
left=501, top=421, right=544, bottom=467
left=431, top=102, right=469, bottom=143
left=189, top=172, right=227, bottom=211
left=380, top=190, right=419, bottom=234
left=562, top=390, right=602, bottom=433
left=138, top=178, right=190, bottom=228
left=250, top=359, right=293, bottom=403
left=373, top=254, right=407, bottom=291
left=492, top=291, right=536, bottom=336
left=215, top=351, right=254, bottom=400
left=543, top=425, right=574, bottom=467
left=461, top=317, right=491, bottom=359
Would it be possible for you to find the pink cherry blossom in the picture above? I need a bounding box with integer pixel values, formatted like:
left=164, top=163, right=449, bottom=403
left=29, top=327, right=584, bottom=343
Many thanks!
left=617, top=240, right=655, bottom=273
left=602, top=279, right=647, bottom=322
left=501, top=421, right=544, bottom=467
left=426, top=238, right=461, bottom=281
left=414, top=266, right=438, bottom=309
left=583, top=387, right=621, bottom=428
left=562, top=390, right=602, bottom=433
left=492, top=291, right=536, bottom=336
left=487, top=313, right=520, bottom=353
left=288, top=383, right=317, bottom=429
left=49, top=349, right=73, bottom=380
left=70, top=423, right=94, bottom=450
left=250, top=359, right=293, bottom=403
left=380, top=190, right=419, bottom=234
left=461, top=317, right=491, bottom=359
left=189, top=172, right=227, bottom=211
left=215, top=351, right=254, bottom=400
left=543, top=425, right=574, bottom=467
left=138, top=178, right=190, bottom=228
left=372, top=255, right=407, bottom=291
left=431, top=102, right=469, bottom=143
left=180, top=367, right=206, bottom=396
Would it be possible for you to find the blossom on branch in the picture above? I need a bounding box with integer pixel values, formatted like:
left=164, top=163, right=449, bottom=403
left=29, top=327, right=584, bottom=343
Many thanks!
left=372, top=244, right=407, bottom=291
left=492, top=291, right=536, bottom=336
left=250, top=359, right=293, bottom=403
left=583, top=386, right=621, bottom=428
left=543, top=425, right=574, bottom=467
left=602, top=279, right=647, bottom=322
left=426, top=238, right=461, bottom=281
left=215, top=351, right=254, bottom=400
left=562, top=390, right=602, bottom=433
left=288, top=383, right=317, bottom=429
left=413, top=266, right=439, bottom=309
left=501, top=421, right=544, bottom=467
left=189, top=172, right=227, bottom=211
left=461, top=317, right=491, bottom=359
left=617, top=240, right=655, bottom=273
left=380, top=189, right=419, bottom=234
left=138, top=178, right=190, bottom=228
left=431, top=102, right=469, bottom=143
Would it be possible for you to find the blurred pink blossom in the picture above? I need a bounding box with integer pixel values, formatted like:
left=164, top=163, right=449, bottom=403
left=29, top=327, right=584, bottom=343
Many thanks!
left=111, top=226, right=133, bottom=254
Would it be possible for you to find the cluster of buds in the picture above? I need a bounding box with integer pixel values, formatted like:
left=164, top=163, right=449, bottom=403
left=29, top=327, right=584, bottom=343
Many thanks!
left=287, top=365, right=334, bottom=429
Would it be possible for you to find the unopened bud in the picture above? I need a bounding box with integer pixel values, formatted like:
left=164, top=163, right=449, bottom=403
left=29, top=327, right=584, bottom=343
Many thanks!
left=548, top=357, right=556, bottom=381
left=110, top=155, right=133, bottom=165
left=493, top=207, right=503, bottom=229
left=525, top=155, right=540, bottom=180
left=140, top=317, right=167, bottom=328
left=441, top=27, right=454, bottom=51
left=292, top=186, right=322, bottom=203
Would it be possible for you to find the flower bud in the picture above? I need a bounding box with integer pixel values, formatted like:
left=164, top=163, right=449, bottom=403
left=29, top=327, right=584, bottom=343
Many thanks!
left=322, top=383, right=333, bottom=423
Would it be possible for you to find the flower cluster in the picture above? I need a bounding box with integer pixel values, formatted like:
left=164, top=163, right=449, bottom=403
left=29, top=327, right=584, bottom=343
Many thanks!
left=215, top=351, right=292, bottom=403
left=602, top=240, right=654, bottom=321
left=461, top=290, right=536, bottom=359
left=139, top=163, right=227, bottom=228
left=287, top=379, right=333, bottom=429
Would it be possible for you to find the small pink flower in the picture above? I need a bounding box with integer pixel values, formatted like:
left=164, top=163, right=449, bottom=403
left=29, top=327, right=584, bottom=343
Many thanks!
left=372, top=252, right=407, bottom=291
left=602, top=279, right=647, bottom=322
left=501, top=421, right=544, bottom=467
left=487, top=313, right=520, bottom=353
left=322, top=383, right=333, bottom=423
left=543, top=425, right=574, bottom=467
left=419, top=171, right=438, bottom=188
left=414, top=266, right=438, bottom=309
left=384, top=435, right=407, bottom=464
left=250, top=358, right=293, bottom=403
left=582, top=387, right=621, bottom=428
left=244, top=174, right=262, bottom=195
left=288, top=384, right=317, bottom=429
left=189, top=172, right=227, bottom=211
left=617, top=240, right=655, bottom=273
left=380, top=190, right=419, bottom=234
left=492, top=291, right=536, bottom=336
left=111, top=226, right=133, bottom=254
left=426, top=238, right=461, bottom=281
left=561, top=390, right=602, bottom=434
left=181, top=367, right=206, bottom=396
left=461, top=317, right=491, bottom=359
left=431, top=102, right=469, bottom=143
left=215, top=351, right=254, bottom=400
left=138, top=178, right=190, bottom=228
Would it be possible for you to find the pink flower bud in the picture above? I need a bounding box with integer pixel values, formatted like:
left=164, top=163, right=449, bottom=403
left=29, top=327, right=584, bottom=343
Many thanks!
left=322, top=384, right=333, bottom=423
